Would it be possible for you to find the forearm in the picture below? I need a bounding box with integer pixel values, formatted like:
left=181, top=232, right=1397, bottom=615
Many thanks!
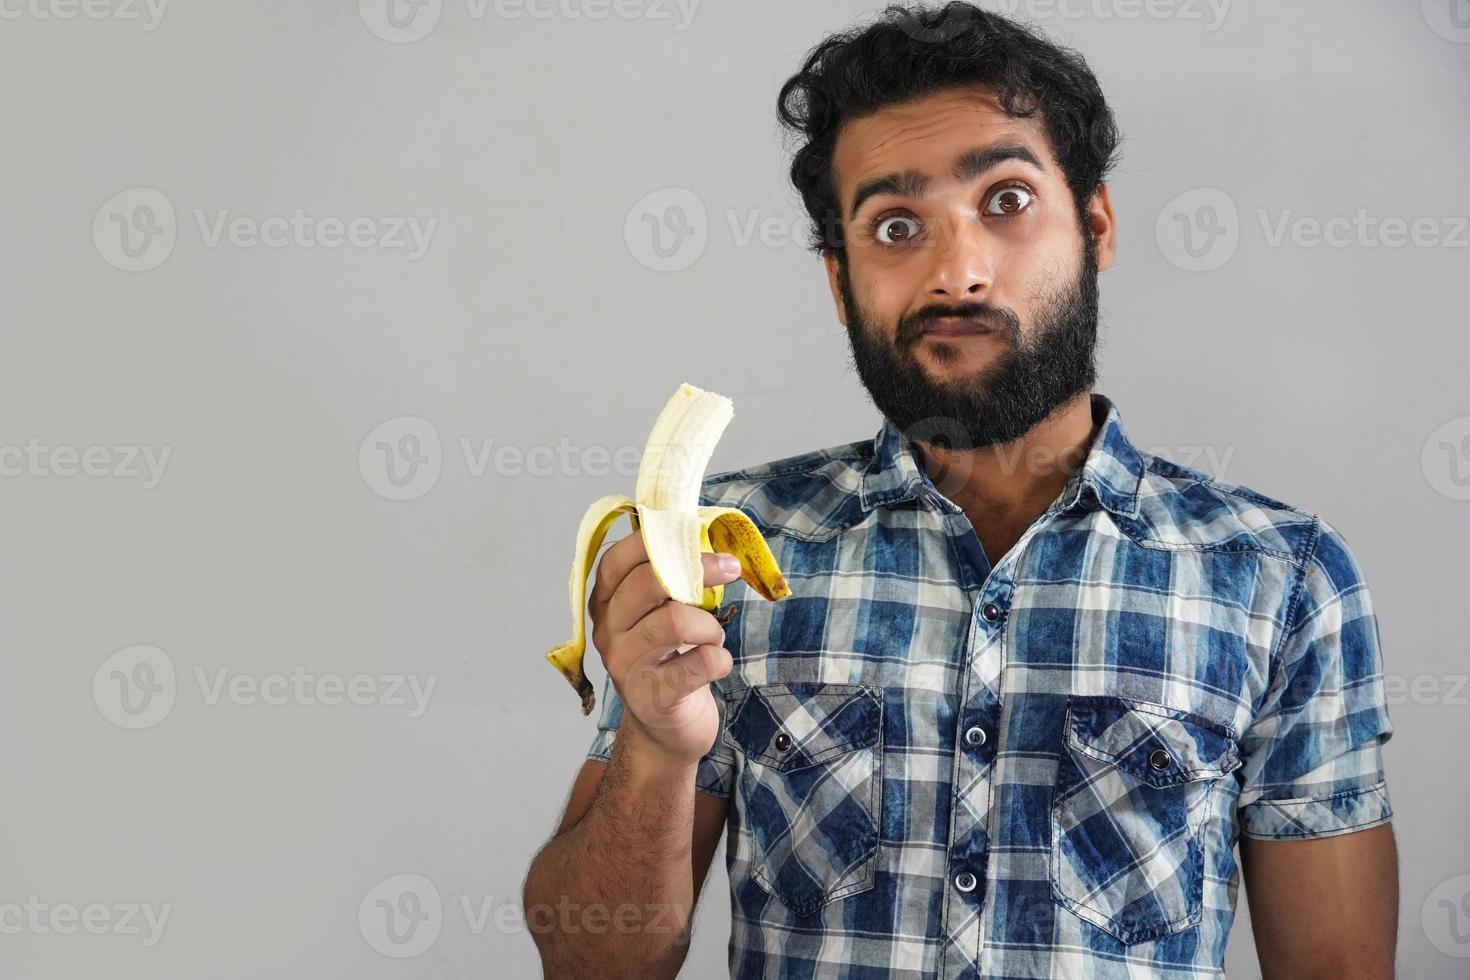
left=524, top=723, right=701, bottom=980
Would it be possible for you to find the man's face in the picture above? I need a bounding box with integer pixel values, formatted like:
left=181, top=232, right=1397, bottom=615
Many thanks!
left=823, top=84, right=1115, bottom=449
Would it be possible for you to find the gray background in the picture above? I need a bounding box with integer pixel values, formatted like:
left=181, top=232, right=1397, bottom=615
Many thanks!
left=2, top=0, right=1467, bottom=977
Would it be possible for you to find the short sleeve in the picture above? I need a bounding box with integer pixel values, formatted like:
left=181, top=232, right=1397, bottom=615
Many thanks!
left=585, top=673, right=738, bottom=799
left=1236, top=518, right=1394, bottom=840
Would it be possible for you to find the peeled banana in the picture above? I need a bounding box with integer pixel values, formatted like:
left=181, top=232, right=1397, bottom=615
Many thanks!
left=546, top=383, right=791, bottom=714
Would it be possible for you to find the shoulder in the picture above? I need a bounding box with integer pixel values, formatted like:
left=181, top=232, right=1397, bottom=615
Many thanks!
left=698, top=439, right=872, bottom=542
left=1127, top=449, right=1347, bottom=570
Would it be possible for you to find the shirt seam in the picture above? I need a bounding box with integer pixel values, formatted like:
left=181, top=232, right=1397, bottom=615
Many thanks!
left=1263, top=513, right=1325, bottom=689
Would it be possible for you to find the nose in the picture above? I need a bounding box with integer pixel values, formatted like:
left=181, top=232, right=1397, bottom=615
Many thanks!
left=924, top=215, right=993, bottom=301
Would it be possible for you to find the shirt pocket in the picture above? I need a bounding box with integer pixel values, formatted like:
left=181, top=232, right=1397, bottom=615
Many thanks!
left=1050, top=695, right=1241, bottom=945
left=723, top=682, right=884, bottom=917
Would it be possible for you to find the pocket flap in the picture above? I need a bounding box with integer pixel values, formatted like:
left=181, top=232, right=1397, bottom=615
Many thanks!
left=725, top=683, right=881, bottom=773
left=1066, top=696, right=1240, bottom=788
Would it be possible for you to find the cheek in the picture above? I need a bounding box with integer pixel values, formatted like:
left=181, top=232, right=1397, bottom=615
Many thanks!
left=846, top=260, right=903, bottom=331
left=1010, top=226, right=1082, bottom=309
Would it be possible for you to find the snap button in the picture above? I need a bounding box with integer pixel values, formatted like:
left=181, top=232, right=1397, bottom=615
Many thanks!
left=773, top=732, right=793, bottom=753
left=954, top=871, right=977, bottom=893
left=981, top=602, right=1001, bottom=622
left=964, top=725, right=987, bottom=747
left=1148, top=747, right=1171, bottom=771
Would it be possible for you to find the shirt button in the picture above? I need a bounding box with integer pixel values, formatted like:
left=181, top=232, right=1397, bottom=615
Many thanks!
left=964, top=725, right=988, bottom=747
left=981, top=602, right=1001, bottom=622
left=774, top=732, right=793, bottom=753
left=954, top=871, right=978, bottom=893
left=1148, top=747, right=1171, bottom=770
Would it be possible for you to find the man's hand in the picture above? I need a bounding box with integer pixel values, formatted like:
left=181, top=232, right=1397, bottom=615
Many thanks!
left=1241, top=822, right=1398, bottom=979
left=524, top=532, right=739, bottom=980
left=588, top=530, right=743, bottom=764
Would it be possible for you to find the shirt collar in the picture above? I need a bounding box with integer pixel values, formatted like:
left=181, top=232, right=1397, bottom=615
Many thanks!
left=858, top=392, right=1144, bottom=520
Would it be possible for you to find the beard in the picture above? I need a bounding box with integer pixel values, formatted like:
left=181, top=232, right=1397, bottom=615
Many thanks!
left=839, top=229, right=1100, bottom=451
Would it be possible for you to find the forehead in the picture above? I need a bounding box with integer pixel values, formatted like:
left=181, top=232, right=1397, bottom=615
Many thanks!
left=831, top=85, right=1055, bottom=208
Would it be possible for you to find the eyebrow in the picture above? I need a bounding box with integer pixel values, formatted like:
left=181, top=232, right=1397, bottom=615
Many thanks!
left=847, top=142, right=1046, bottom=219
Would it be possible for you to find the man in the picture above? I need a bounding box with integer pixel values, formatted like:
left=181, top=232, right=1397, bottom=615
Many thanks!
left=523, top=4, right=1398, bottom=978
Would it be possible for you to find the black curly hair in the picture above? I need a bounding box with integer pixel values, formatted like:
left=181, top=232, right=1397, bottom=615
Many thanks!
left=777, top=2, right=1122, bottom=258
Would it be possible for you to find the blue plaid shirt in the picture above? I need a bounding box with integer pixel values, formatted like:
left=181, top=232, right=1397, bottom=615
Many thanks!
left=588, top=392, right=1393, bottom=979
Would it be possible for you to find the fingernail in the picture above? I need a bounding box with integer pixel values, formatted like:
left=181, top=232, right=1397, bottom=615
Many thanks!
left=718, top=554, right=741, bottom=575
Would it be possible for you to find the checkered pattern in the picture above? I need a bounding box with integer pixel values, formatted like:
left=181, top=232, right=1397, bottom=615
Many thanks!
left=723, top=684, right=883, bottom=917
left=586, top=392, right=1393, bottom=979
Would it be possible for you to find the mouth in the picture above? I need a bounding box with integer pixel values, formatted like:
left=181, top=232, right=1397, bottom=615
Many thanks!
left=920, top=316, right=997, bottom=338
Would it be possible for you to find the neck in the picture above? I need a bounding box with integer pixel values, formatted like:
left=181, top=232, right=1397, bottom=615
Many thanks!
left=914, top=390, right=1099, bottom=526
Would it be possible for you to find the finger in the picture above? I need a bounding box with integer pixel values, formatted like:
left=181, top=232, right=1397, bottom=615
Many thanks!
left=622, top=601, right=726, bottom=667
left=655, top=644, right=734, bottom=701
left=605, top=552, right=742, bottom=634
left=588, top=530, right=648, bottom=608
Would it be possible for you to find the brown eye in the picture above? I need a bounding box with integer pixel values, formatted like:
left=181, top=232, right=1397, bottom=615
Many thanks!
left=984, top=185, right=1033, bottom=216
left=874, top=214, right=920, bottom=245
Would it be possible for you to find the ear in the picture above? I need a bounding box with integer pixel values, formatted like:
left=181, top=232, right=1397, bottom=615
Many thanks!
left=822, top=249, right=849, bottom=326
left=1084, top=183, right=1117, bottom=272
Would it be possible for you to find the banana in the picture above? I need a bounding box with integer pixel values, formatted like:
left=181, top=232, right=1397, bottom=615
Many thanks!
left=546, top=383, right=791, bottom=714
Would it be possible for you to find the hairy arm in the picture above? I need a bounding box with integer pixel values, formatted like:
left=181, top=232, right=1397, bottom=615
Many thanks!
left=524, top=742, right=729, bottom=980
